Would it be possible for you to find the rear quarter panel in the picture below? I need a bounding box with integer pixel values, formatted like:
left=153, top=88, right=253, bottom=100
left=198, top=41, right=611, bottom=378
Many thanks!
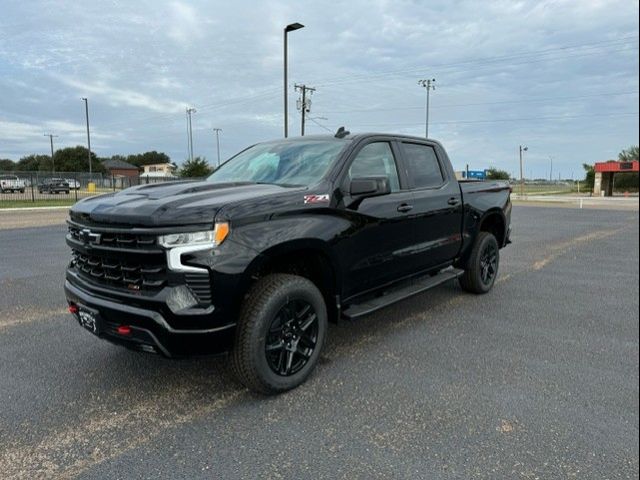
left=459, top=181, right=512, bottom=257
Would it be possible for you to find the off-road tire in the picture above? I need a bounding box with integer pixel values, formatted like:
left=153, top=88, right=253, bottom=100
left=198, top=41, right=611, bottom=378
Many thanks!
left=230, top=273, right=327, bottom=395
left=459, top=231, right=499, bottom=294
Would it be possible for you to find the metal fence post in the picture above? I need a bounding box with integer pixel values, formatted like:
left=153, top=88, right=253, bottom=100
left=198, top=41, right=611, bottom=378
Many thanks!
left=30, top=173, right=35, bottom=202
left=74, top=172, right=78, bottom=202
left=112, top=174, right=116, bottom=192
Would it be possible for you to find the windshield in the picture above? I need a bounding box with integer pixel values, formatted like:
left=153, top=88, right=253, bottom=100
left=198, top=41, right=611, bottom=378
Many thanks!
left=207, top=139, right=347, bottom=187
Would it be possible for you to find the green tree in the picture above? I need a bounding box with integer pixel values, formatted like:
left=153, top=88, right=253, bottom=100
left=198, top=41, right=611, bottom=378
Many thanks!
left=52, top=146, right=104, bottom=173
left=583, top=163, right=595, bottom=190
left=126, top=151, right=171, bottom=168
left=618, top=145, right=639, bottom=162
left=0, top=159, right=16, bottom=171
left=485, top=168, right=510, bottom=180
left=179, top=157, right=212, bottom=178
left=15, top=154, right=49, bottom=171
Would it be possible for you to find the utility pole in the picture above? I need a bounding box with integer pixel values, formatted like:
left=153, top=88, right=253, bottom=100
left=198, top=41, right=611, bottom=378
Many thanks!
left=81, top=98, right=92, bottom=176
left=44, top=133, right=58, bottom=173
left=295, top=84, right=315, bottom=136
left=519, top=145, right=528, bottom=197
left=213, top=128, right=222, bottom=167
left=549, top=156, right=553, bottom=183
left=418, top=78, right=436, bottom=138
left=186, top=107, right=196, bottom=161
left=283, top=22, right=304, bottom=138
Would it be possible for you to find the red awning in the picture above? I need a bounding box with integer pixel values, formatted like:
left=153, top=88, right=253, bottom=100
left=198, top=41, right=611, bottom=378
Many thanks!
left=594, top=161, right=639, bottom=173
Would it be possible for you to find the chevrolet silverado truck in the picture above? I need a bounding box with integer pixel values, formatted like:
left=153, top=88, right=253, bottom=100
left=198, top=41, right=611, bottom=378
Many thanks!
left=65, top=130, right=511, bottom=394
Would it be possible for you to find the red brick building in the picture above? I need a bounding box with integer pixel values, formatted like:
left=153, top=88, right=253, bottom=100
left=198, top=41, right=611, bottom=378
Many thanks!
left=102, top=159, right=140, bottom=178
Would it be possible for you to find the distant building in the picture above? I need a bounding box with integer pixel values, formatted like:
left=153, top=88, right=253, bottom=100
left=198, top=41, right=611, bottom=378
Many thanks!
left=101, top=158, right=140, bottom=178
left=593, top=160, right=639, bottom=196
left=140, top=163, right=177, bottom=178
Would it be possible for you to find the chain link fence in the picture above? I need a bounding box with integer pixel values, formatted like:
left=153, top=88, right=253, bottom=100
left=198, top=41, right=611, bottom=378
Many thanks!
left=0, top=171, right=193, bottom=204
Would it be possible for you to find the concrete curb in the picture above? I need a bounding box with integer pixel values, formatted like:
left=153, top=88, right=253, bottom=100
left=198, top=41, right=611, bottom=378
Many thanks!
left=0, top=206, right=71, bottom=212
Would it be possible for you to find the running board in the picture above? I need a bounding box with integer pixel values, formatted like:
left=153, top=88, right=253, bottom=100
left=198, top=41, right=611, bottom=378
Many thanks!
left=342, top=268, right=464, bottom=319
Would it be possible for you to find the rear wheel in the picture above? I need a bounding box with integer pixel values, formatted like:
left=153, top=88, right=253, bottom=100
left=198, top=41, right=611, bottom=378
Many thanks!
left=459, top=232, right=499, bottom=294
left=230, top=273, right=327, bottom=395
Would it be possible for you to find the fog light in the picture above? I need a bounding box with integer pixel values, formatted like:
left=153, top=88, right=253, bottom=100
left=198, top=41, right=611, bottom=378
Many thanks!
left=116, top=325, right=132, bottom=336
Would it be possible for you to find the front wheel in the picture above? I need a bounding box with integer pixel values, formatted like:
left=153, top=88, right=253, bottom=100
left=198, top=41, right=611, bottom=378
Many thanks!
left=459, top=232, right=500, bottom=294
left=230, top=273, right=328, bottom=395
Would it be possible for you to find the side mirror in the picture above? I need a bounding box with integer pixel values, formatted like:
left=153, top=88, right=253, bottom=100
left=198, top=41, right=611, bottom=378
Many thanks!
left=349, top=176, right=391, bottom=198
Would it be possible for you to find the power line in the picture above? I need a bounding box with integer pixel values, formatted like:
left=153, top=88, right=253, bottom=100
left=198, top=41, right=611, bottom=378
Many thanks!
left=319, top=91, right=640, bottom=114
left=307, top=116, right=333, bottom=133
left=314, top=36, right=638, bottom=87
left=351, top=111, right=639, bottom=128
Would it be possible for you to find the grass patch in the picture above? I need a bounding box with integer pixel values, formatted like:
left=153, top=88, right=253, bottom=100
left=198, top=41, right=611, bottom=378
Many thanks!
left=0, top=199, right=77, bottom=208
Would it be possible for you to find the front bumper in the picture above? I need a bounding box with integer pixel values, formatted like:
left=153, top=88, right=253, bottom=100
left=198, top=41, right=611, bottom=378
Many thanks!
left=64, top=275, right=236, bottom=357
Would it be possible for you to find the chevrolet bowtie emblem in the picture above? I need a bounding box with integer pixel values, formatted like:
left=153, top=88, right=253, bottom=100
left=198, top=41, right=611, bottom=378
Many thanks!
left=81, top=228, right=102, bottom=245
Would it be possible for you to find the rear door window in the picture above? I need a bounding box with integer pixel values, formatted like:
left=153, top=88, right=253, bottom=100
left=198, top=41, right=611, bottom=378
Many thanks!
left=400, top=143, right=444, bottom=189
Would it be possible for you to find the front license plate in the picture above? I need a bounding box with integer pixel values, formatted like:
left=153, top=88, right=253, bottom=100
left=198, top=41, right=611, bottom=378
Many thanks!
left=78, top=308, right=100, bottom=334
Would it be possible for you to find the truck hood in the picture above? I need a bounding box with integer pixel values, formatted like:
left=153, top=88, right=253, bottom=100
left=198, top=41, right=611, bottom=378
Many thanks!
left=70, top=180, right=301, bottom=227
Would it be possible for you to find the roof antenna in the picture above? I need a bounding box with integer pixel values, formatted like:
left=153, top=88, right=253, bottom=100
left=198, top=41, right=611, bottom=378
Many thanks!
left=334, top=126, right=350, bottom=139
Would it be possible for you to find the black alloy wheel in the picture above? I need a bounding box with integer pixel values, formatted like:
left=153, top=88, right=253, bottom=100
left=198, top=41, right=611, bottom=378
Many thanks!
left=230, top=273, right=328, bottom=395
left=479, top=241, right=498, bottom=286
left=265, top=299, right=319, bottom=376
left=458, top=231, right=500, bottom=294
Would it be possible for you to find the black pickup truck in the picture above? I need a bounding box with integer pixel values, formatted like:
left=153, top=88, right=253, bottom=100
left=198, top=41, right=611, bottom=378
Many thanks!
left=65, top=131, right=511, bottom=394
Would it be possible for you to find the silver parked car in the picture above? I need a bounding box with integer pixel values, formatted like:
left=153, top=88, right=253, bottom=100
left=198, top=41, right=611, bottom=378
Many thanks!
left=65, top=178, right=81, bottom=190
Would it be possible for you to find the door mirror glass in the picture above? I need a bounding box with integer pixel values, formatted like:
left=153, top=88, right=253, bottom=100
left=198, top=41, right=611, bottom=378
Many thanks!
left=349, top=176, right=391, bottom=197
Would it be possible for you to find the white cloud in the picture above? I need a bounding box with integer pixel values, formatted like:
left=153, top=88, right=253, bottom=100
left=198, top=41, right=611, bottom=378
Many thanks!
left=0, top=0, right=636, bottom=173
left=52, top=75, right=186, bottom=114
left=167, top=1, right=204, bottom=44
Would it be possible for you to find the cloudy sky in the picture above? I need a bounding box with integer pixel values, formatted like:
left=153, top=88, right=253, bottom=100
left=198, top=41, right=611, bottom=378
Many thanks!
left=0, top=0, right=638, bottom=178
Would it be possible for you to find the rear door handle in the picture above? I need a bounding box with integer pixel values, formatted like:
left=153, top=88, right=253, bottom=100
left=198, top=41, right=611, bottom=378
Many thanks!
left=397, top=203, right=413, bottom=213
left=447, top=197, right=460, bottom=206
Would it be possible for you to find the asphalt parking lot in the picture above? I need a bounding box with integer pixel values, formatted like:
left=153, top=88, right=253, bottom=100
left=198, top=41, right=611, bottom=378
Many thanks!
left=0, top=205, right=638, bottom=479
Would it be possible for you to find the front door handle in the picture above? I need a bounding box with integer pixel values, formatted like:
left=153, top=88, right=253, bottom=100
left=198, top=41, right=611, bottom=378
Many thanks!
left=447, top=197, right=460, bottom=206
left=397, top=203, right=413, bottom=213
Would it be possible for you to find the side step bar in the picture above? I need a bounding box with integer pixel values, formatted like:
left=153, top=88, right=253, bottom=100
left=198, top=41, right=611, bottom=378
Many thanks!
left=342, top=268, right=464, bottom=319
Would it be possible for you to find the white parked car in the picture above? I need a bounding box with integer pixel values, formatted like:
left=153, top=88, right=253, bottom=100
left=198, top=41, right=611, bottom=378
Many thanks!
left=0, top=175, right=26, bottom=193
left=65, top=178, right=81, bottom=190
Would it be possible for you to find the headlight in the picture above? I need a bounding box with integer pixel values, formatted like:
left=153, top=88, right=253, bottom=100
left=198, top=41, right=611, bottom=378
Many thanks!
left=158, top=222, right=229, bottom=248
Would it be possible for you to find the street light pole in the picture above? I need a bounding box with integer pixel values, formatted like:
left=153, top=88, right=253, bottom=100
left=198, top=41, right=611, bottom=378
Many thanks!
left=81, top=98, right=92, bottom=176
left=213, top=128, right=222, bottom=167
left=44, top=133, right=58, bottom=173
left=549, top=156, right=553, bottom=183
left=418, top=78, right=435, bottom=138
left=519, top=145, right=528, bottom=197
left=283, top=22, right=304, bottom=138
left=186, top=107, right=197, bottom=161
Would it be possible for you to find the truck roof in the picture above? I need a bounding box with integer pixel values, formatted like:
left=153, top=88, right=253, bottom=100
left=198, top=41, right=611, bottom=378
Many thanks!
left=276, top=132, right=442, bottom=144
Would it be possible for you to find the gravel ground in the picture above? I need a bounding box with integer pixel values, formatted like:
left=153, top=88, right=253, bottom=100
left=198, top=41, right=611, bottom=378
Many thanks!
left=0, top=206, right=638, bottom=479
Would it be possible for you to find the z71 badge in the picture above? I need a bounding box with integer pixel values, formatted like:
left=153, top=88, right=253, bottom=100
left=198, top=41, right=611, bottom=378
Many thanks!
left=303, top=194, right=330, bottom=204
